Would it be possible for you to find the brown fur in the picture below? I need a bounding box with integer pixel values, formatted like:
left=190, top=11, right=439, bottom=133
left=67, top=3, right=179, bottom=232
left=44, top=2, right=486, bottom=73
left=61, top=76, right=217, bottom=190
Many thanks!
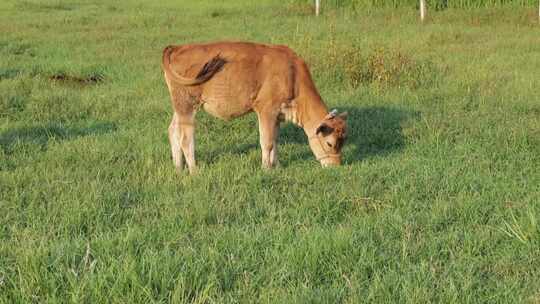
left=162, top=41, right=347, bottom=173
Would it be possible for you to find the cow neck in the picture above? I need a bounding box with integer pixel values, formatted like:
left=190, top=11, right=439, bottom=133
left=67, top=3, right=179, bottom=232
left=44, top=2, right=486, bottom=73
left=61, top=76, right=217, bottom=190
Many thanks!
left=296, top=86, right=328, bottom=138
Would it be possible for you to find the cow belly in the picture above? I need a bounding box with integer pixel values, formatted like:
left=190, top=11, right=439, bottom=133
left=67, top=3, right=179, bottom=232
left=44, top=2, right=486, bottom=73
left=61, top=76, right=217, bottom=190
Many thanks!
left=202, top=97, right=250, bottom=121
left=201, top=72, right=254, bottom=121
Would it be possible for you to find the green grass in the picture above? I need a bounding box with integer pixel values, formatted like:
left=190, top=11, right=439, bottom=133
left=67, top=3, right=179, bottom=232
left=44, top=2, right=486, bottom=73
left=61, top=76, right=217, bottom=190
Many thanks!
left=1, top=0, right=539, bottom=303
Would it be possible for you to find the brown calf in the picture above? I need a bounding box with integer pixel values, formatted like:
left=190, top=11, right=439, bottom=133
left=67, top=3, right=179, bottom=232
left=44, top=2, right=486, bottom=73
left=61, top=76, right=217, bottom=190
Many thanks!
left=162, top=41, right=347, bottom=174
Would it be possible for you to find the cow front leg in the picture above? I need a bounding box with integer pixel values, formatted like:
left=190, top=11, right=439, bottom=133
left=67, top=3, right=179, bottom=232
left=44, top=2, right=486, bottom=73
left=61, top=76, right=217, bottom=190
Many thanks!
left=168, top=113, right=184, bottom=173
left=269, top=121, right=279, bottom=167
left=257, top=112, right=279, bottom=169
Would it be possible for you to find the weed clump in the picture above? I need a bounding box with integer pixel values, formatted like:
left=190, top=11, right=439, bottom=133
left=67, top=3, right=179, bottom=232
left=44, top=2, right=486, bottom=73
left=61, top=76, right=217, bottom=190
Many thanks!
left=282, top=2, right=314, bottom=16
left=348, top=47, right=440, bottom=89
left=318, top=44, right=442, bottom=90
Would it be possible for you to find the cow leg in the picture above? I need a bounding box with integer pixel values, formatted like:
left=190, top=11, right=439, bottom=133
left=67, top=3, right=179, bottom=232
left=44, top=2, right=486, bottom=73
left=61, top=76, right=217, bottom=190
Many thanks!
left=269, top=121, right=280, bottom=167
left=178, top=112, right=197, bottom=174
left=256, top=111, right=279, bottom=169
left=168, top=113, right=184, bottom=173
left=164, top=71, right=199, bottom=175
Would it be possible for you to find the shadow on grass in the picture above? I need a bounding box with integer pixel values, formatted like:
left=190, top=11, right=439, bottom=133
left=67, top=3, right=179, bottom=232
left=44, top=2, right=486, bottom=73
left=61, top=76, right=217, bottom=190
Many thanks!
left=0, top=122, right=117, bottom=155
left=340, top=106, right=419, bottom=162
left=201, top=106, right=418, bottom=165
left=276, top=106, right=419, bottom=164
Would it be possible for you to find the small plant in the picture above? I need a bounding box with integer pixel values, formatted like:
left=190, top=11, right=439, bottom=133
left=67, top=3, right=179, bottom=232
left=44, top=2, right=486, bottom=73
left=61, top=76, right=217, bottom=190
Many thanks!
left=498, top=209, right=539, bottom=245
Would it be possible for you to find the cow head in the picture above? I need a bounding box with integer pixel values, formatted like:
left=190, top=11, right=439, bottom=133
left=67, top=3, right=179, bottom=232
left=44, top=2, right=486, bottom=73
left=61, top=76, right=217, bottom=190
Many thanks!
left=309, top=109, right=348, bottom=167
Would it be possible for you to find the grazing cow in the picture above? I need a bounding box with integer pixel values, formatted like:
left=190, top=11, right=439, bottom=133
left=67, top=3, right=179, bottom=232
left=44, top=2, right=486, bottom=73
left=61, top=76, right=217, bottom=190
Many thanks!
left=162, top=41, right=347, bottom=174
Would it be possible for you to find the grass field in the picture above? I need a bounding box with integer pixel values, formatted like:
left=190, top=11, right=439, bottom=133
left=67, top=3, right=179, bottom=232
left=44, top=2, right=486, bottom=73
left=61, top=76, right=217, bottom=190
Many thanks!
left=1, top=0, right=540, bottom=303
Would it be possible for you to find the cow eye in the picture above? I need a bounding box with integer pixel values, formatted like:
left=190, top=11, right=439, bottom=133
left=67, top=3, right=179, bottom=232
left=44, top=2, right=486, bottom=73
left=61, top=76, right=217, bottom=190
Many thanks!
left=327, top=142, right=332, bottom=147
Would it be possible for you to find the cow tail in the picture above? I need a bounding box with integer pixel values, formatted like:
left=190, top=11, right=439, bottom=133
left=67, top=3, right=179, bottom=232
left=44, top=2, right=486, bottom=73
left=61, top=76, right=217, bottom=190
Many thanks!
left=162, top=45, right=226, bottom=86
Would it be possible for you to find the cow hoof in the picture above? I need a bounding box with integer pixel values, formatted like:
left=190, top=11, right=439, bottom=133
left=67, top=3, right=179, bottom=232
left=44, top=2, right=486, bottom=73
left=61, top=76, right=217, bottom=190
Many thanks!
left=174, top=167, right=184, bottom=175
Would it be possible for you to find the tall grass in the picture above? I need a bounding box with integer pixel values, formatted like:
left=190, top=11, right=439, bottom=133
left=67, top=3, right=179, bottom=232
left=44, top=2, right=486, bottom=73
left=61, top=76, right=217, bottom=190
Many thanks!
left=290, top=0, right=537, bottom=9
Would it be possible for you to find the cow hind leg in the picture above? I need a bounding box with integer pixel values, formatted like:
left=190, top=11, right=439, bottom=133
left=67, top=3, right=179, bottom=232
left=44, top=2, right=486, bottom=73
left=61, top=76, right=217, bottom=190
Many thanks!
left=165, top=78, right=198, bottom=174
left=168, top=113, right=184, bottom=173
left=177, top=112, right=197, bottom=174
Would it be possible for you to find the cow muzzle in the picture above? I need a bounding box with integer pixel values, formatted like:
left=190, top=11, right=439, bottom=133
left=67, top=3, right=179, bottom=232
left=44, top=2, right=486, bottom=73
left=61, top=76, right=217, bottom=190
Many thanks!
left=320, top=156, right=341, bottom=167
left=308, top=136, right=341, bottom=167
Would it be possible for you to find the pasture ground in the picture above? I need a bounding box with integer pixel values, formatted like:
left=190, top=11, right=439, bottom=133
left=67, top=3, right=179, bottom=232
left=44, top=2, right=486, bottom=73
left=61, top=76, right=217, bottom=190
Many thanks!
left=1, top=1, right=539, bottom=303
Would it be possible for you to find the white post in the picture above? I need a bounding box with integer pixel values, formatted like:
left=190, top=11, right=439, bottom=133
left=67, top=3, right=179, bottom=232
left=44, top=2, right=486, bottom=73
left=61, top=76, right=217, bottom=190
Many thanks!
left=315, top=0, right=320, bottom=16
left=420, top=0, right=426, bottom=22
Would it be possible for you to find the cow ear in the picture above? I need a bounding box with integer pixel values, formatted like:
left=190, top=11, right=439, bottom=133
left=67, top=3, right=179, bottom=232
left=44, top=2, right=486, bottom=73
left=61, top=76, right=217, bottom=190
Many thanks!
left=338, top=112, right=348, bottom=120
left=325, top=109, right=338, bottom=120
left=316, top=123, right=334, bottom=136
